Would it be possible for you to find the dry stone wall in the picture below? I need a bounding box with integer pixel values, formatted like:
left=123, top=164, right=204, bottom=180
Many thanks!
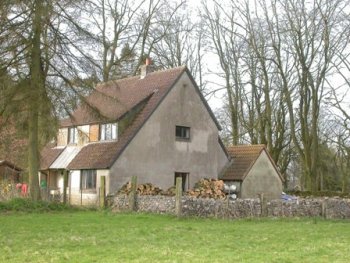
left=110, top=194, right=350, bottom=219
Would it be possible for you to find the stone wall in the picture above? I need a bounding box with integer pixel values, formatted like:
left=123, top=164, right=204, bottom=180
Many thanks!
left=110, top=194, right=350, bottom=219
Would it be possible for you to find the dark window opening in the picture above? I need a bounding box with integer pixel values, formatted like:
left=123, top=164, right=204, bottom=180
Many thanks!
left=81, top=170, right=97, bottom=191
left=176, top=126, right=190, bottom=140
left=174, top=172, right=189, bottom=191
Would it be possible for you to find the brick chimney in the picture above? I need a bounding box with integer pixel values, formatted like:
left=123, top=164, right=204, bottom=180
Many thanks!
left=140, top=58, right=154, bottom=79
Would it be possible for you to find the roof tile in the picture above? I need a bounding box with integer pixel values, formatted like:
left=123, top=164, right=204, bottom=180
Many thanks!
left=66, top=66, right=186, bottom=169
left=61, top=66, right=186, bottom=127
left=221, top=145, right=265, bottom=180
left=40, top=144, right=65, bottom=170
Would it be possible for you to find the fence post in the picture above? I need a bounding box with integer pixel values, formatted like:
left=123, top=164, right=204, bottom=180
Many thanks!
left=321, top=199, right=328, bottom=219
left=259, top=193, right=267, bottom=217
left=63, top=170, right=68, bottom=204
left=129, top=176, right=137, bottom=211
left=175, top=177, right=182, bottom=217
left=100, top=176, right=106, bottom=209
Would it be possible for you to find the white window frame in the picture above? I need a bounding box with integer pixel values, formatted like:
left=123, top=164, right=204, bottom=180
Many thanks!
left=68, top=127, right=78, bottom=144
left=81, top=170, right=97, bottom=191
left=100, top=123, right=118, bottom=141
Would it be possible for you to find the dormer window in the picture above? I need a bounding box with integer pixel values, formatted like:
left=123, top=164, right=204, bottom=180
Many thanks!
left=68, top=127, right=78, bottom=144
left=100, top=123, right=118, bottom=141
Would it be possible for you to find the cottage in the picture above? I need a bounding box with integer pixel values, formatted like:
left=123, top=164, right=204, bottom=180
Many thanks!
left=40, top=64, right=229, bottom=205
left=0, top=160, right=22, bottom=183
left=219, top=145, right=283, bottom=200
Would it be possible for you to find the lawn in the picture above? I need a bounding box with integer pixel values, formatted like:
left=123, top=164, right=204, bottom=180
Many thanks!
left=0, top=211, right=349, bottom=263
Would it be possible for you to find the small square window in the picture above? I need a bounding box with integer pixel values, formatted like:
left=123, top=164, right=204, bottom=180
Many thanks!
left=176, top=126, right=190, bottom=140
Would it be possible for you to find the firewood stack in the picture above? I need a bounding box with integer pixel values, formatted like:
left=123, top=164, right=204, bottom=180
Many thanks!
left=117, top=178, right=228, bottom=199
left=186, top=178, right=226, bottom=199
left=118, top=182, right=163, bottom=195
left=161, top=186, right=176, bottom=196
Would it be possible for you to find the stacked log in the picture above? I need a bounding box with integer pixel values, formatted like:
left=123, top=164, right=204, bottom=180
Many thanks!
left=161, top=186, right=176, bottom=196
left=118, top=182, right=163, bottom=195
left=117, top=178, right=227, bottom=199
left=186, top=178, right=226, bottom=199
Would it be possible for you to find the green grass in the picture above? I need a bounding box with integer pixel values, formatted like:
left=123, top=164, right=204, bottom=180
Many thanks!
left=0, top=211, right=349, bottom=263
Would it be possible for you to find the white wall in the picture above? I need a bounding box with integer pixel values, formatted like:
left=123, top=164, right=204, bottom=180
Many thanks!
left=70, top=170, right=81, bottom=193
left=69, top=169, right=109, bottom=205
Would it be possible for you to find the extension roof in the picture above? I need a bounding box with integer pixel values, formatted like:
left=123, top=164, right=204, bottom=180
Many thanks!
left=40, top=144, right=65, bottom=170
left=220, top=144, right=283, bottom=181
left=40, top=66, right=221, bottom=170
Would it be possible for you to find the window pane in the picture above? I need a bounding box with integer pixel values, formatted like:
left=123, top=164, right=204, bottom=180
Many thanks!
left=100, top=124, right=106, bottom=140
left=176, top=126, right=182, bottom=137
left=105, top=124, right=112, bottom=140
left=112, top=123, right=117, bottom=139
left=68, top=127, right=77, bottom=144
left=81, top=170, right=96, bottom=190
left=175, top=126, right=190, bottom=140
left=100, top=123, right=118, bottom=141
left=185, top=128, right=190, bottom=138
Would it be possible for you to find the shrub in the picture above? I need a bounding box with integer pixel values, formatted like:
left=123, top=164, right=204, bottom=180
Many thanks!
left=0, top=180, right=21, bottom=201
left=0, top=197, right=84, bottom=213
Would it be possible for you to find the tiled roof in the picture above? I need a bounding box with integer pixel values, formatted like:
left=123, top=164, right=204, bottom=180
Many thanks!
left=42, top=67, right=186, bottom=170
left=68, top=141, right=119, bottom=169
left=61, top=66, right=186, bottom=127
left=40, top=144, right=65, bottom=170
left=220, top=145, right=265, bottom=181
left=68, top=67, right=186, bottom=169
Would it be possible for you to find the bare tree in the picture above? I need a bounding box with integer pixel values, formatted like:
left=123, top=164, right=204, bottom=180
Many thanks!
left=80, top=0, right=187, bottom=81
left=151, top=6, right=202, bottom=77
left=202, top=0, right=350, bottom=190
left=202, top=0, right=291, bottom=180
left=202, top=1, right=243, bottom=145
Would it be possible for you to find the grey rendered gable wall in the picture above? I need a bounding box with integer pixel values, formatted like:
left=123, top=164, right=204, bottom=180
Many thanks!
left=109, top=72, right=228, bottom=192
left=241, top=150, right=283, bottom=200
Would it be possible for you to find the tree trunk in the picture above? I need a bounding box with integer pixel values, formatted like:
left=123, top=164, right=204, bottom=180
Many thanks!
left=28, top=0, right=44, bottom=201
left=28, top=109, right=40, bottom=200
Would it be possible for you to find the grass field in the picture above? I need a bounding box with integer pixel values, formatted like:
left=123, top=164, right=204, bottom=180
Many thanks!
left=0, top=211, right=349, bottom=263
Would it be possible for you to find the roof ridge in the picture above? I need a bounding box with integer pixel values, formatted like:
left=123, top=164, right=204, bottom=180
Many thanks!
left=96, top=65, right=187, bottom=89
left=227, top=144, right=266, bottom=148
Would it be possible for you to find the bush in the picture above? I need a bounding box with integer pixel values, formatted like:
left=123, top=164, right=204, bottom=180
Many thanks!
left=0, top=197, right=83, bottom=213
left=0, top=180, right=21, bottom=201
